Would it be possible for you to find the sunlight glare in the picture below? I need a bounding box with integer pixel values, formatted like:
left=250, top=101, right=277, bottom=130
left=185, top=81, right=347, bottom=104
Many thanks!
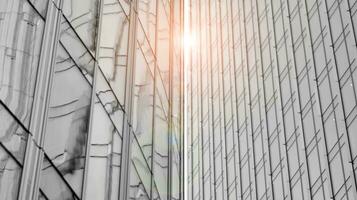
left=183, top=31, right=196, bottom=52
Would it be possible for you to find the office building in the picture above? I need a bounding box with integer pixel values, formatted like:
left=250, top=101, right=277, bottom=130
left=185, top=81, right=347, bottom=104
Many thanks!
left=187, top=0, right=357, bottom=199
left=0, top=0, right=183, bottom=199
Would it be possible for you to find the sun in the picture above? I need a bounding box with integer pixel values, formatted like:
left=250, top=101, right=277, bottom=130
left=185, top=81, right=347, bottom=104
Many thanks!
left=183, top=31, right=196, bottom=52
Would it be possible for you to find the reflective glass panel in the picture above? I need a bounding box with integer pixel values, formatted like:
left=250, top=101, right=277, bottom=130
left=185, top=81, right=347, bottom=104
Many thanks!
left=62, top=0, right=99, bottom=54
left=98, top=0, right=129, bottom=105
left=0, top=104, right=27, bottom=164
left=59, top=14, right=95, bottom=80
left=0, top=0, right=45, bottom=127
left=0, top=145, right=22, bottom=200
left=40, top=156, right=79, bottom=200
left=43, top=44, right=92, bottom=196
left=85, top=98, right=122, bottom=200
left=28, top=0, right=49, bottom=17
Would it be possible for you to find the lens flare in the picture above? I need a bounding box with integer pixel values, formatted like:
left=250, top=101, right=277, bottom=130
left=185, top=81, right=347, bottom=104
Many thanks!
left=183, top=32, right=196, bottom=51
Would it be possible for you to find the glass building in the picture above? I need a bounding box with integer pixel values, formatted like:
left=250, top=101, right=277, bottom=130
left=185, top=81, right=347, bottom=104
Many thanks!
left=187, top=0, right=357, bottom=200
left=0, top=0, right=183, bottom=199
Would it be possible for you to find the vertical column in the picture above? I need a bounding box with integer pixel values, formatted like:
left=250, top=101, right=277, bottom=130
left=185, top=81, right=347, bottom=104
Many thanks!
left=119, top=0, right=138, bottom=199
left=81, top=0, right=104, bottom=198
left=18, top=0, right=62, bottom=199
left=168, top=0, right=175, bottom=199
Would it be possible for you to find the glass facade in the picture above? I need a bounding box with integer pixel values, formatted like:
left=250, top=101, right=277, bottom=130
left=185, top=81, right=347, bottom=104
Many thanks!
left=0, top=0, right=183, bottom=199
left=4, top=0, right=357, bottom=199
left=187, top=0, right=357, bottom=200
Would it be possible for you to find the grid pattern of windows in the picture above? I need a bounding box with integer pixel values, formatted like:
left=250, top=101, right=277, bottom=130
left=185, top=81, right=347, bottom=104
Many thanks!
left=0, top=0, right=183, bottom=199
left=187, top=0, right=357, bottom=199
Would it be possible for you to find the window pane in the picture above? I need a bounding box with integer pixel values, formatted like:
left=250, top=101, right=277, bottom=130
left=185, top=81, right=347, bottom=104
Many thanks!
left=62, top=0, right=99, bottom=54
left=40, top=156, right=78, bottom=200
left=28, top=0, right=49, bottom=17
left=59, top=15, right=95, bottom=80
left=85, top=98, right=122, bottom=200
left=0, top=0, right=45, bottom=127
left=0, top=104, right=27, bottom=164
left=43, top=44, right=92, bottom=196
left=0, top=145, right=22, bottom=200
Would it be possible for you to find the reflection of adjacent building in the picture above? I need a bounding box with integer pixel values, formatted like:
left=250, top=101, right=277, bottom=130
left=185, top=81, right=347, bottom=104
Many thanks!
left=0, top=0, right=183, bottom=199
left=187, top=0, right=357, bottom=200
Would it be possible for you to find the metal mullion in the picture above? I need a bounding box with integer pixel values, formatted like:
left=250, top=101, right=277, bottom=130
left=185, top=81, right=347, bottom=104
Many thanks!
left=213, top=0, right=227, bottom=199
left=207, top=0, right=218, bottom=199
left=335, top=0, right=357, bottom=193
left=346, top=0, right=357, bottom=48
left=119, top=0, right=139, bottom=199
left=194, top=3, right=201, bottom=196
left=81, top=0, right=105, bottom=198
left=322, top=0, right=357, bottom=197
left=118, top=0, right=132, bottom=195
left=223, top=0, right=239, bottom=199
left=189, top=1, right=195, bottom=199
left=204, top=26, right=214, bottom=197
left=236, top=0, right=253, bottom=198
left=285, top=0, right=314, bottom=198
left=190, top=2, right=200, bottom=199
left=229, top=0, right=244, bottom=198
left=252, top=0, right=276, bottom=198
left=248, top=0, right=271, bottom=199
left=267, top=0, right=293, bottom=199
left=241, top=0, right=259, bottom=199
left=297, top=0, right=331, bottom=199
left=262, top=0, right=287, bottom=198
left=202, top=10, right=211, bottom=199
left=179, top=1, right=184, bottom=199
left=307, top=0, right=343, bottom=197
left=18, top=0, right=63, bottom=199
left=277, top=3, right=305, bottom=199
left=197, top=0, right=206, bottom=199
left=150, top=1, right=159, bottom=199
left=167, top=0, right=175, bottom=198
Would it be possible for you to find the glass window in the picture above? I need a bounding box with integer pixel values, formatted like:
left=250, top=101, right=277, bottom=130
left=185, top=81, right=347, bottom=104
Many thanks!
left=62, top=0, right=100, bottom=54
left=0, top=145, right=22, bottom=200
left=98, top=0, right=129, bottom=105
left=40, top=156, right=79, bottom=200
left=43, top=44, right=92, bottom=196
left=28, top=0, right=49, bottom=18
left=130, top=139, right=153, bottom=199
left=0, top=104, right=27, bottom=164
left=95, top=69, right=125, bottom=132
left=0, top=0, right=45, bottom=127
left=59, top=15, right=95, bottom=80
left=85, top=98, right=122, bottom=200
left=132, top=47, right=154, bottom=164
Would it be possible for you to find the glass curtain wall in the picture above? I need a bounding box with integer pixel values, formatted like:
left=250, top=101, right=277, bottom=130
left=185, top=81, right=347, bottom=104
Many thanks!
left=0, top=0, right=183, bottom=199
left=187, top=0, right=357, bottom=199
